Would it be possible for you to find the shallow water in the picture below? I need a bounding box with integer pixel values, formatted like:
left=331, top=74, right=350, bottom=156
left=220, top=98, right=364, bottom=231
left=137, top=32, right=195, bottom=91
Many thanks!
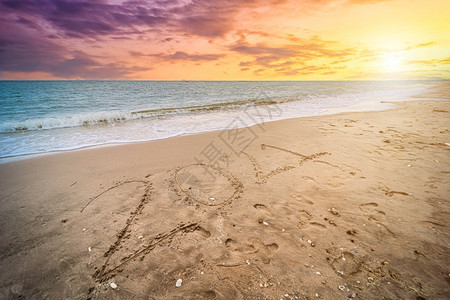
left=0, top=80, right=440, bottom=158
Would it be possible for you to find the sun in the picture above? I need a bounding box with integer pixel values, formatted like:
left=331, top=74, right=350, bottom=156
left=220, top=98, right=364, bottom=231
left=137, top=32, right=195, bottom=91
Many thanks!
left=381, top=52, right=403, bottom=72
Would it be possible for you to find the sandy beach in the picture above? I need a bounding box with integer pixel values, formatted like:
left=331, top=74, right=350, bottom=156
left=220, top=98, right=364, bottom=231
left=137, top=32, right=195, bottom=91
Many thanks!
left=0, top=84, right=449, bottom=299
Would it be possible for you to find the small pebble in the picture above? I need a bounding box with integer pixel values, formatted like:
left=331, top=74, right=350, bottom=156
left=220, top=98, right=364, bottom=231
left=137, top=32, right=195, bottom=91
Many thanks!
left=367, top=277, right=374, bottom=283
left=263, top=221, right=269, bottom=226
left=316, top=271, right=322, bottom=276
left=330, top=208, right=340, bottom=216
left=88, top=247, right=91, bottom=252
left=337, top=270, right=344, bottom=276
left=307, top=240, right=312, bottom=244
left=138, top=235, right=143, bottom=239
left=258, top=219, right=263, bottom=224
left=209, top=197, right=215, bottom=201
left=176, top=279, right=182, bottom=287
left=110, top=282, right=117, bottom=289
left=338, top=285, right=345, bottom=291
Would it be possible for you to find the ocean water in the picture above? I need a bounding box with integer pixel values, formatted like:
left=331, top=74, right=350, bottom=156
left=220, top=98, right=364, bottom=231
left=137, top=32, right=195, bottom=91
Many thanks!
left=0, top=80, right=441, bottom=160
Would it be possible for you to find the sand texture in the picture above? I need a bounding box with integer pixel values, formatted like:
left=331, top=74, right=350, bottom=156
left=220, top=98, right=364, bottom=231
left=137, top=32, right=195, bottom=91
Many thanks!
left=0, top=86, right=449, bottom=299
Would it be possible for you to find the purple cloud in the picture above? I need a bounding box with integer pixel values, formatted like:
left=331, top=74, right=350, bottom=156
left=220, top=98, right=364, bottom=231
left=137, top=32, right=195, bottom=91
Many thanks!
left=0, top=21, right=150, bottom=79
left=132, top=51, right=225, bottom=62
left=0, top=0, right=170, bottom=38
left=0, top=0, right=283, bottom=39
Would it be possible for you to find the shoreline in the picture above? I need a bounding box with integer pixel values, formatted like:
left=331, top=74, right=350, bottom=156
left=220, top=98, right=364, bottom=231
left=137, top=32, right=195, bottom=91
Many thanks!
left=0, top=102, right=402, bottom=164
left=0, top=84, right=445, bottom=165
left=0, top=81, right=442, bottom=162
left=0, top=86, right=449, bottom=299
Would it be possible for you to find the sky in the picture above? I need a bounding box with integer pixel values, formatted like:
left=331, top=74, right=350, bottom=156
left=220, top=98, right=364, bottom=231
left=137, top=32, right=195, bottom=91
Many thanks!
left=0, top=0, right=449, bottom=80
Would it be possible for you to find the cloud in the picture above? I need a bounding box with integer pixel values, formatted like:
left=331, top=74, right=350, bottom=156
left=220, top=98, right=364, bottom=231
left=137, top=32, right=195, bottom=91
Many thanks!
left=346, top=0, right=392, bottom=4
left=1, top=0, right=445, bottom=79
left=231, top=36, right=355, bottom=76
left=131, top=51, right=225, bottom=62
left=231, top=44, right=299, bottom=57
left=0, top=0, right=169, bottom=38
left=0, top=23, right=150, bottom=79
left=167, top=51, right=225, bottom=61
left=404, top=41, right=436, bottom=51
left=0, top=0, right=288, bottom=39
left=407, top=57, right=450, bottom=66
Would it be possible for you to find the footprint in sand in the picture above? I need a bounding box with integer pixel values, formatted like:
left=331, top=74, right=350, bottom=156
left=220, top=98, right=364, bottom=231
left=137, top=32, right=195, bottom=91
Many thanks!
left=297, top=209, right=312, bottom=226
left=419, top=220, right=446, bottom=229
left=380, top=185, right=410, bottom=197
left=296, top=209, right=327, bottom=230
left=253, top=203, right=273, bottom=217
left=225, top=238, right=257, bottom=254
left=189, top=290, right=217, bottom=299
left=359, top=202, right=393, bottom=237
left=325, top=177, right=346, bottom=189
left=290, top=193, right=314, bottom=205
left=359, top=202, right=386, bottom=221
left=359, top=202, right=379, bottom=212
left=308, top=222, right=327, bottom=229
left=331, top=251, right=361, bottom=278
left=224, top=237, right=279, bottom=264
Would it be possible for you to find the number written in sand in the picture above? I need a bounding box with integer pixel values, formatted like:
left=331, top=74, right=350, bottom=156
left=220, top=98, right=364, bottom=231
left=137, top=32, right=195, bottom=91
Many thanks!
left=174, top=163, right=243, bottom=206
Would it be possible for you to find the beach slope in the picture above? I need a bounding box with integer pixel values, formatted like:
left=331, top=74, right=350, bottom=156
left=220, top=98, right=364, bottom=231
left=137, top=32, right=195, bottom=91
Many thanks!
left=0, top=86, right=449, bottom=299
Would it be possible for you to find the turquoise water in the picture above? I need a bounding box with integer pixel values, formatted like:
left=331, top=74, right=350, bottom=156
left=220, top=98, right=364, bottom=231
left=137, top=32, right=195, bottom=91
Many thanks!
left=0, top=80, right=440, bottom=159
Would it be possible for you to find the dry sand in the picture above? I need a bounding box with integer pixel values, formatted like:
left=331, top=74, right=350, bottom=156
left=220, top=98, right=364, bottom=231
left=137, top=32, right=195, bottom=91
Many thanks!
left=0, top=84, right=449, bottom=299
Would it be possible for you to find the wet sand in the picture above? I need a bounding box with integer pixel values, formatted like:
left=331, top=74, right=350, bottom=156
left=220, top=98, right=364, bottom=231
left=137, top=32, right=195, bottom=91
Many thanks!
left=0, top=84, right=449, bottom=299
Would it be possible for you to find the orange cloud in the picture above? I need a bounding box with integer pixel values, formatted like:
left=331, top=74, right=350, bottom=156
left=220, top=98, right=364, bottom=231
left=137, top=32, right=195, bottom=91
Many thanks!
left=0, top=0, right=449, bottom=80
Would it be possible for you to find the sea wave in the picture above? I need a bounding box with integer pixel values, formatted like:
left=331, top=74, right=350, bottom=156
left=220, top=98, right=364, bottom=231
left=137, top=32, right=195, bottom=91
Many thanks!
left=0, top=97, right=296, bottom=133
left=0, top=111, right=131, bottom=133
